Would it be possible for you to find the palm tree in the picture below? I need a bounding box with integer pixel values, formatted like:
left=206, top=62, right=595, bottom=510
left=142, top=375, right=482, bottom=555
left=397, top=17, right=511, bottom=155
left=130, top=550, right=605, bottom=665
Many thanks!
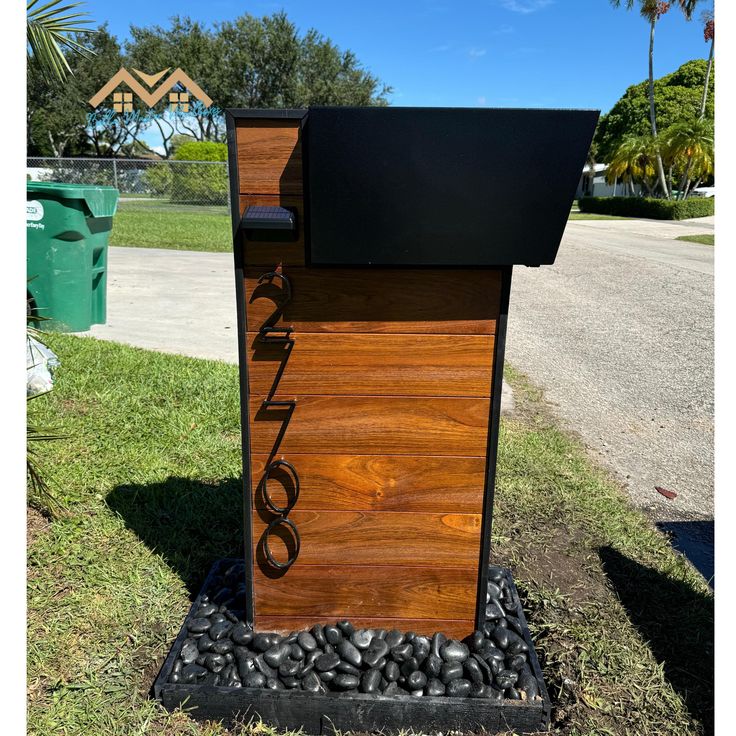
left=699, top=9, right=714, bottom=120
left=606, top=135, right=657, bottom=195
left=661, top=118, right=714, bottom=198
left=610, top=0, right=701, bottom=198
left=27, top=0, right=94, bottom=84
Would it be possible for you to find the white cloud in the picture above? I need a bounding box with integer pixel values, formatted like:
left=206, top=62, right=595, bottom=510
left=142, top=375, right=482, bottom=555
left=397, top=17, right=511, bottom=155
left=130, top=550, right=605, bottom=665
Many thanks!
left=500, top=0, right=553, bottom=14
left=468, top=47, right=487, bottom=58
left=477, top=96, right=487, bottom=105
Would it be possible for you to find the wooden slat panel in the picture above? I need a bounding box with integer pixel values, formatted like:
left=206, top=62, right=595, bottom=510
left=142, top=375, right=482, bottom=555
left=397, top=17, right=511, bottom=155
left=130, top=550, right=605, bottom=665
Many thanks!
left=245, top=268, right=501, bottom=335
left=249, top=396, right=490, bottom=456
left=253, top=510, right=481, bottom=568
left=251, top=454, right=487, bottom=513
left=236, top=120, right=302, bottom=195
left=253, top=565, right=477, bottom=620
left=240, top=194, right=305, bottom=267
left=253, top=616, right=475, bottom=640
left=247, top=333, right=493, bottom=397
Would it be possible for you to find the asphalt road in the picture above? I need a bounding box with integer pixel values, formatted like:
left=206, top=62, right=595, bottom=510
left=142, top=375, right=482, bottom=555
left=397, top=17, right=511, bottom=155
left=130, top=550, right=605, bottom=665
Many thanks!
left=506, top=217, right=714, bottom=581
left=82, top=215, right=714, bottom=579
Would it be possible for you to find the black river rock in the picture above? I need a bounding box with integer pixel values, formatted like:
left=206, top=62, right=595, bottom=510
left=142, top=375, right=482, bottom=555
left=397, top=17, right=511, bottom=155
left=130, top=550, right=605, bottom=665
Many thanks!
left=168, top=567, right=543, bottom=703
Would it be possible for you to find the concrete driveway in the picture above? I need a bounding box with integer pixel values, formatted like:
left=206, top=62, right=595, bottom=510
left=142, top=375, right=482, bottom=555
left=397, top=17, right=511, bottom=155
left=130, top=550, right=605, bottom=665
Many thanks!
left=81, top=215, right=714, bottom=580
left=84, top=247, right=239, bottom=363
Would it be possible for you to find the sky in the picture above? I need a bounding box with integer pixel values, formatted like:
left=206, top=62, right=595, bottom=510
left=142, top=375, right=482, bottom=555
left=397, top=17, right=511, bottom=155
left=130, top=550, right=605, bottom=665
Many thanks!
left=83, top=0, right=712, bottom=149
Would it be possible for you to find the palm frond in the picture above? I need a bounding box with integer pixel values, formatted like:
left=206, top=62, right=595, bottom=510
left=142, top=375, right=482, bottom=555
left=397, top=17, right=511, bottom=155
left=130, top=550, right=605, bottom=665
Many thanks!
left=27, top=0, right=95, bottom=83
left=27, top=423, right=65, bottom=512
left=674, top=0, right=699, bottom=20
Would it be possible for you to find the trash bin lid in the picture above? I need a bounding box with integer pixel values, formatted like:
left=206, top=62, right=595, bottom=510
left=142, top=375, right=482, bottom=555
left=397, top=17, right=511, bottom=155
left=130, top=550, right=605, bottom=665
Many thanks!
left=27, top=181, right=119, bottom=218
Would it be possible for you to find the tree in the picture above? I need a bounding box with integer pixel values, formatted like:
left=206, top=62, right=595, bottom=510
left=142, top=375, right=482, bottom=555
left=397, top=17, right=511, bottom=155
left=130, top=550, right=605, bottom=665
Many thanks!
left=73, top=26, right=144, bottom=157
left=699, top=9, right=714, bottom=119
left=27, top=25, right=142, bottom=157
left=126, top=17, right=224, bottom=147
left=295, top=28, right=391, bottom=106
left=26, top=0, right=99, bottom=155
left=123, top=12, right=390, bottom=150
left=27, top=63, right=88, bottom=156
left=213, top=13, right=300, bottom=110
left=606, top=135, right=657, bottom=195
left=609, top=0, right=701, bottom=197
left=212, top=12, right=391, bottom=109
left=660, top=118, right=713, bottom=197
left=30, top=11, right=392, bottom=158
left=27, top=0, right=94, bottom=83
left=594, top=60, right=714, bottom=162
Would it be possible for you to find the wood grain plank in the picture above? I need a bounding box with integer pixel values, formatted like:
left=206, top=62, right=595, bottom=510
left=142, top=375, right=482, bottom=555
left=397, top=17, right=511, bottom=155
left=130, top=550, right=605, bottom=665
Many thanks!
left=252, top=565, right=477, bottom=620
left=253, top=616, right=476, bottom=640
left=236, top=120, right=302, bottom=195
left=245, top=268, right=501, bottom=335
left=249, top=396, right=490, bottom=456
left=251, top=454, right=487, bottom=513
left=240, top=194, right=305, bottom=267
left=253, top=510, right=482, bottom=568
left=247, top=333, right=493, bottom=397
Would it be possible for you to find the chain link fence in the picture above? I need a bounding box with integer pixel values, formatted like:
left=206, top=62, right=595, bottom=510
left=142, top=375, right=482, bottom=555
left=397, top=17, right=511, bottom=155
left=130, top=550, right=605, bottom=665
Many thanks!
left=27, top=157, right=230, bottom=207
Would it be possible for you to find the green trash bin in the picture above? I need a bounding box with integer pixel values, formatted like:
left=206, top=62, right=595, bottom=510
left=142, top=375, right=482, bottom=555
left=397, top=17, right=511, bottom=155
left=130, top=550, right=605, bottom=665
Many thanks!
left=27, top=181, right=119, bottom=332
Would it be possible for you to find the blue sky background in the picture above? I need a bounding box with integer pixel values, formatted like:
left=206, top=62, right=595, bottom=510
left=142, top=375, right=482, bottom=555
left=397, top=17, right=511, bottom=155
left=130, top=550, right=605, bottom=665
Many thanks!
left=84, top=0, right=712, bottom=146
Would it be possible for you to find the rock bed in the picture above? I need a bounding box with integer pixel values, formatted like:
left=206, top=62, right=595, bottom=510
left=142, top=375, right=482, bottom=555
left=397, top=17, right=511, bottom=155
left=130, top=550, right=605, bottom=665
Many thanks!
left=167, top=562, right=542, bottom=701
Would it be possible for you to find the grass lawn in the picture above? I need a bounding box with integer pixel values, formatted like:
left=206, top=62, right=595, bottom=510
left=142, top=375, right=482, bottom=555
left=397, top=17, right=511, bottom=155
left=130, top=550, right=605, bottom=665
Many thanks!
left=568, top=212, right=631, bottom=221
left=109, top=201, right=231, bottom=252
left=27, top=336, right=713, bottom=736
left=676, top=233, right=715, bottom=246
left=107, top=200, right=641, bottom=252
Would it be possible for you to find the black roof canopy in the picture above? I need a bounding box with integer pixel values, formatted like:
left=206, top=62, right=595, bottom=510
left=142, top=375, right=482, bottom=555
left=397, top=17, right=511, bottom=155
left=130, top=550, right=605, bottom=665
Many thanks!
left=302, top=106, right=599, bottom=267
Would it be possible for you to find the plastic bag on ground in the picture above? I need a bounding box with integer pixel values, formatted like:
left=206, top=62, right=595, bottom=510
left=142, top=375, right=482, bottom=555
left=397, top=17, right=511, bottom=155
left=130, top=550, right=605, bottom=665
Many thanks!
left=27, top=335, right=60, bottom=398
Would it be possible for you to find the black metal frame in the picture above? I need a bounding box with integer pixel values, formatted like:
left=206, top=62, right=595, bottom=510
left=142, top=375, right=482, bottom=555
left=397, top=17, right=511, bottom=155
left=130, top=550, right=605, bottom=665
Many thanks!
left=475, top=265, right=513, bottom=631
left=227, top=108, right=516, bottom=635
left=226, top=108, right=308, bottom=628
left=226, top=111, right=253, bottom=627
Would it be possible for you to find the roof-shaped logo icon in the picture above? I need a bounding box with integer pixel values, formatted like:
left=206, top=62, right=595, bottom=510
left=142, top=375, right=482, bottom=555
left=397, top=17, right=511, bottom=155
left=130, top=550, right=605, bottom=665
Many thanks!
left=88, top=67, right=213, bottom=110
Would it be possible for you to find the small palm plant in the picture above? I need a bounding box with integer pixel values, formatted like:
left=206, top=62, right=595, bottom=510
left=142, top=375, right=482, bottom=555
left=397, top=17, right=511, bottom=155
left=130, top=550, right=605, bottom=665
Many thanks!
left=27, top=418, right=64, bottom=512
left=661, top=118, right=714, bottom=198
left=26, top=314, right=65, bottom=514
left=606, top=135, right=657, bottom=195
left=27, top=0, right=94, bottom=83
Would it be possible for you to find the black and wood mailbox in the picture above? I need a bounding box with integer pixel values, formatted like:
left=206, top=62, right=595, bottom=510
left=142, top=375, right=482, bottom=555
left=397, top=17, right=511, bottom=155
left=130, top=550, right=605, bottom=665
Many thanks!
left=155, top=106, right=598, bottom=734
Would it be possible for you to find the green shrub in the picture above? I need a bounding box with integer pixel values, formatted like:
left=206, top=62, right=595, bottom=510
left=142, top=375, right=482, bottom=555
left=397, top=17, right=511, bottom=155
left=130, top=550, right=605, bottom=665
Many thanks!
left=172, top=141, right=228, bottom=204
left=142, top=164, right=172, bottom=197
left=579, top=196, right=714, bottom=220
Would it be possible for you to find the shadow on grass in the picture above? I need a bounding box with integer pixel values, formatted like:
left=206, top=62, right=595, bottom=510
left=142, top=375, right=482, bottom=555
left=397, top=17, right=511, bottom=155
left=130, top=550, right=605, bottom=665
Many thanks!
left=599, top=546, right=714, bottom=735
left=106, top=476, right=243, bottom=597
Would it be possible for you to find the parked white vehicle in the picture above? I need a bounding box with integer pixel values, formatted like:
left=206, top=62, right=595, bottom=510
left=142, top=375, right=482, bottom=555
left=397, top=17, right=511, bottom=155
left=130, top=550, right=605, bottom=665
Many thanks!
left=690, top=187, right=715, bottom=198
